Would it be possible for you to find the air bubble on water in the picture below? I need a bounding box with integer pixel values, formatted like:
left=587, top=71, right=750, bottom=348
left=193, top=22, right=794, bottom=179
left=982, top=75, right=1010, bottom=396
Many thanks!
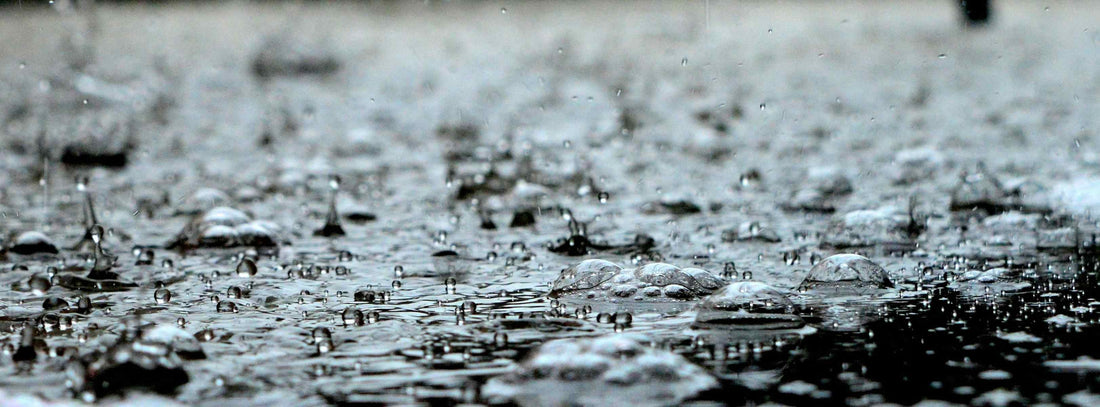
left=798, top=253, right=893, bottom=294
left=614, top=311, right=633, bottom=326
left=694, top=282, right=803, bottom=328
left=343, top=307, right=364, bottom=326
left=216, top=301, right=238, bottom=313
left=29, top=274, right=51, bottom=295
left=236, top=258, right=258, bottom=277
left=135, top=249, right=155, bottom=265
left=154, top=288, right=171, bottom=304
left=484, top=334, right=717, bottom=404
left=722, top=262, right=736, bottom=278
left=227, top=286, right=243, bottom=299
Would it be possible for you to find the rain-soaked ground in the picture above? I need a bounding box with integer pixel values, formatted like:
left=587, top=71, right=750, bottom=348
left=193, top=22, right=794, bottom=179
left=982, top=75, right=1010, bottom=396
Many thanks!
left=1, top=0, right=1099, bottom=405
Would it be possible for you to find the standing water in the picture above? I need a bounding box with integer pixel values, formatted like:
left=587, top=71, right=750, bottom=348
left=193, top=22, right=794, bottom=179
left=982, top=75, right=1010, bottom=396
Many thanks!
left=0, top=1, right=1098, bottom=406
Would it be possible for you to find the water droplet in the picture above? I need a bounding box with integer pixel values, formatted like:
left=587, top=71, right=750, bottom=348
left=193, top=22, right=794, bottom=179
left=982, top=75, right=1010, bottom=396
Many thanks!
left=314, top=174, right=346, bottom=237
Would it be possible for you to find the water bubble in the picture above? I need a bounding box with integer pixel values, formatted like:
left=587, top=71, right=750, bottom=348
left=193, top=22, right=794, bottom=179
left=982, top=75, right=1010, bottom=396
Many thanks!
left=11, top=231, right=60, bottom=255
left=798, top=253, right=893, bottom=294
left=216, top=301, right=238, bottom=313
left=154, top=288, right=172, bottom=304
left=342, top=307, right=365, bottom=327
left=722, top=262, right=737, bottom=278
left=227, top=286, right=243, bottom=299
left=29, top=274, right=51, bottom=295
left=236, top=258, right=258, bottom=277
left=694, top=282, right=803, bottom=328
left=354, top=289, right=377, bottom=303
left=135, top=249, right=155, bottom=265
left=483, top=334, right=717, bottom=405
left=613, top=311, right=633, bottom=326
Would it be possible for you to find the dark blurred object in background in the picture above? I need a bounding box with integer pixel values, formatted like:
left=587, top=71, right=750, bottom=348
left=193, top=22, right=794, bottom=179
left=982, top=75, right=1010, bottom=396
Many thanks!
left=959, top=0, right=992, bottom=25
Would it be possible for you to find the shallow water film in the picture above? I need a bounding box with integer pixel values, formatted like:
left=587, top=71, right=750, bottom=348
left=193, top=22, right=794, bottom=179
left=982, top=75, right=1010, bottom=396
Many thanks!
left=1, top=1, right=1099, bottom=406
